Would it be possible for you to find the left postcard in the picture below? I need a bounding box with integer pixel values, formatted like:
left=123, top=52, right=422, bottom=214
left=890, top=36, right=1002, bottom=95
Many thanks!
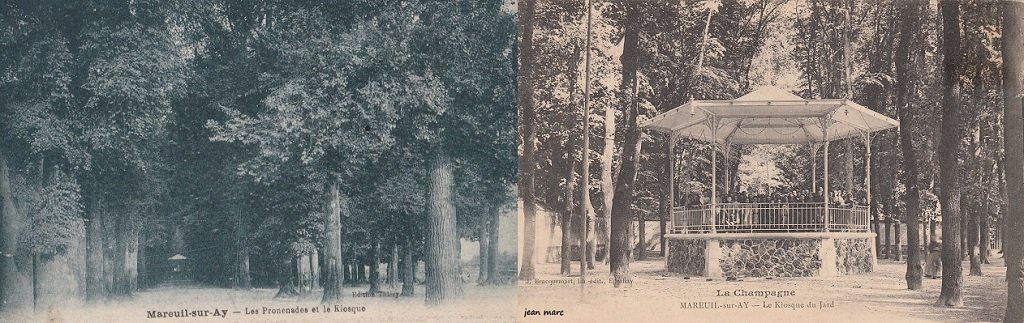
left=0, top=1, right=518, bottom=322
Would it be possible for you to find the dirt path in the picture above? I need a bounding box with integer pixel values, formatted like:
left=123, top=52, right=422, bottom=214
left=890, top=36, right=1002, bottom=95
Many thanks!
left=12, top=283, right=516, bottom=323
left=5, top=257, right=1008, bottom=322
left=519, top=256, right=1008, bottom=323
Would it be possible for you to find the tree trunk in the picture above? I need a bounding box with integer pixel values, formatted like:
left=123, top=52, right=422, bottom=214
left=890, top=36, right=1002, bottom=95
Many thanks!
left=274, top=257, right=298, bottom=298
left=102, top=213, right=115, bottom=296
left=311, top=248, right=320, bottom=289
left=455, top=218, right=463, bottom=286
left=110, top=217, right=138, bottom=298
left=235, top=250, right=251, bottom=289
left=128, top=226, right=139, bottom=293
left=387, top=249, right=394, bottom=286
left=978, top=207, right=987, bottom=266
left=561, top=158, right=576, bottom=275
left=981, top=190, right=990, bottom=264
left=998, top=155, right=1009, bottom=251
left=425, top=150, right=463, bottom=305
left=876, top=203, right=884, bottom=258
left=369, top=242, right=380, bottom=294
left=560, top=39, right=581, bottom=275
left=627, top=205, right=635, bottom=259
left=357, top=261, right=366, bottom=284
left=609, top=0, right=640, bottom=288
left=600, top=103, right=615, bottom=264
left=85, top=197, right=104, bottom=301
left=635, top=214, right=646, bottom=260
left=401, top=237, right=415, bottom=297
left=487, top=205, right=500, bottom=285
left=31, top=254, right=38, bottom=313
left=388, top=244, right=397, bottom=289
left=885, top=217, right=892, bottom=259
left=961, top=198, right=969, bottom=260
left=1001, top=1, right=1024, bottom=321
left=478, top=216, right=489, bottom=285
left=232, top=214, right=248, bottom=290
left=585, top=202, right=596, bottom=270
left=0, top=150, right=24, bottom=312
left=980, top=157, right=994, bottom=265
left=320, top=180, right=344, bottom=304
left=936, top=0, right=964, bottom=307
left=894, top=220, right=902, bottom=262
left=578, top=0, right=595, bottom=283
left=138, top=239, right=146, bottom=290
left=874, top=216, right=882, bottom=258
left=969, top=197, right=982, bottom=276
left=845, top=140, right=855, bottom=193
left=516, top=0, right=538, bottom=282
left=343, top=263, right=352, bottom=284
left=297, top=254, right=311, bottom=294
left=357, top=258, right=365, bottom=283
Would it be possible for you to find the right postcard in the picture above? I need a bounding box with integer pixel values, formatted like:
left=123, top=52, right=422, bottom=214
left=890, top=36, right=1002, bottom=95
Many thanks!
left=516, top=0, right=1020, bottom=322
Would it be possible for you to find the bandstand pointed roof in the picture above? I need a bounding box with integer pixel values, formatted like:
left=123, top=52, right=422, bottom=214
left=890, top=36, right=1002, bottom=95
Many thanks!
left=640, top=86, right=899, bottom=145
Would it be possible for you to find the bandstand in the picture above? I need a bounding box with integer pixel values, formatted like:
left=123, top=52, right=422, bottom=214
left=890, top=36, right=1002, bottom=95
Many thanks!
left=641, top=87, right=899, bottom=278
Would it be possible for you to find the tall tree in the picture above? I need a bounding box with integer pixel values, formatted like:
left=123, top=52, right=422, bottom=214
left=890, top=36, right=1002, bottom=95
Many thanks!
left=518, top=0, right=538, bottom=282
left=936, top=0, right=964, bottom=307
left=408, top=0, right=517, bottom=305
left=896, top=0, right=925, bottom=291
left=1002, top=1, right=1024, bottom=321
left=599, top=73, right=615, bottom=265
left=580, top=0, right=595, bottom=277
left=208, top=3, right=416, bottom=303
left=609, top=0, right=640, bottom=287
left=562, top=158, right=577, bottom=275
left=530, top=0, right=591, bottom=276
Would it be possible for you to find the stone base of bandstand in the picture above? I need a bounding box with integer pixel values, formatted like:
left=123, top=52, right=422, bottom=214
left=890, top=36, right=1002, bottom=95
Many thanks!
left=664, top=232, right=876, bottom=278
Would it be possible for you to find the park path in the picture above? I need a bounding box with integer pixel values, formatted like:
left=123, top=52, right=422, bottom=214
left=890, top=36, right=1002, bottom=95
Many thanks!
left=16, top=283, right=516, bottom=323
left=519, top=256, right=1007, bottom=323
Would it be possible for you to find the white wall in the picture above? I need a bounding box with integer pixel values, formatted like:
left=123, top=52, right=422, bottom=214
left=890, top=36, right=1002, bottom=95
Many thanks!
left=517, top=200, right=560, bottom=265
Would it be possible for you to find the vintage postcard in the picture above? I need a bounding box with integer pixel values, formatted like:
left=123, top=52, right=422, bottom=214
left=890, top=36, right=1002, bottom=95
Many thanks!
left=0, top=1, right=518, bottom=322
left=515, top=0, right=1019, bottom=322
left=3, top=0, right=1024, bottom=322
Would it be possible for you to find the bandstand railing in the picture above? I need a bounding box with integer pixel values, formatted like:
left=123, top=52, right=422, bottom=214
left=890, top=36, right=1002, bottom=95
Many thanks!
left=671, top=203, right=869, bottom=234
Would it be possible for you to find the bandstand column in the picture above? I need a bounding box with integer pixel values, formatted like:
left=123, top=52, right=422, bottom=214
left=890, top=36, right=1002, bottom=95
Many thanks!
left=668, top=134, right=676, bottom=233
left=711, top=141, right=717, bottom=234
left=706, top=118, right=723, bottom=278
left=863, top=133, right=872, bottom=218
left=823, top=141, right=830, bottom=232
left=863, top=132, right=876, bottom=270
left=710, top=118, right=718, bottom=234
left=820, top=115, right=832, bottom=233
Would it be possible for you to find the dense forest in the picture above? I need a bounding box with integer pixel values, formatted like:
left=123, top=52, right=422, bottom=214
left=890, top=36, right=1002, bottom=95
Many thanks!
left=0, top=0, right=517, bottom=318
left=517, top=0, right=1023, bottom=320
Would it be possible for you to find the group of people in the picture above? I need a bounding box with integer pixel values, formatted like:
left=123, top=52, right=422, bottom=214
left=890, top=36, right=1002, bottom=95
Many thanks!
left=679, top=187, right=866, bottom=232
left=684, top=187, right=864, bottom=208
